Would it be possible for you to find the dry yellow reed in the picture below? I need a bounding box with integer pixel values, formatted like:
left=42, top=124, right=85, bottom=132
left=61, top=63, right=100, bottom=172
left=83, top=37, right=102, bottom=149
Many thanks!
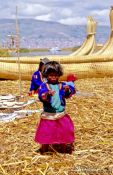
left=0, top=78, right=113, bottom=175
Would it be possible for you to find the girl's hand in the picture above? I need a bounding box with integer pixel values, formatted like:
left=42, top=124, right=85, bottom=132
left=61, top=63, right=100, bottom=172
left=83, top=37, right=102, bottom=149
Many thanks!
left=48, top=90, right=55, bottom=96
left=41, top=93, right=48, bottom=100
left=64, top=85, right=69, bottom=91
left=41, top=91, right=55, bottom=101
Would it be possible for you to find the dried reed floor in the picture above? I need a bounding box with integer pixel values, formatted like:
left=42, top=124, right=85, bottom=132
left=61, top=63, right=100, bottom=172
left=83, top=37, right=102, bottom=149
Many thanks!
left=0, top=78, right=113, bottom=175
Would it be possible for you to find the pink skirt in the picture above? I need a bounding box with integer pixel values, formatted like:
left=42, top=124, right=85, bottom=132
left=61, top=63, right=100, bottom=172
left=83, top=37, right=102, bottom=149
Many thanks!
left=34, top=114, right=75, bottom=144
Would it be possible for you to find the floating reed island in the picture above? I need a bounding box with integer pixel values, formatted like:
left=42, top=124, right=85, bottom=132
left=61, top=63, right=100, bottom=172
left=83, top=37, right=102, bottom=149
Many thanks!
left=0, top=78, right=113, bottom=175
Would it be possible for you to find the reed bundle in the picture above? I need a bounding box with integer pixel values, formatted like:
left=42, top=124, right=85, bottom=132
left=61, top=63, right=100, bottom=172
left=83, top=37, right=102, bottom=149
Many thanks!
left=0, top=61, right=113, bottom=80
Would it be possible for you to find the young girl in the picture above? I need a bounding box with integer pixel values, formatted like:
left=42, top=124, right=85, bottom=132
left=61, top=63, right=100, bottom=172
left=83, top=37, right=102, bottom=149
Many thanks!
left=29, top=57, right=50, bottom=96
left=34, top=61, right=76, bottom=154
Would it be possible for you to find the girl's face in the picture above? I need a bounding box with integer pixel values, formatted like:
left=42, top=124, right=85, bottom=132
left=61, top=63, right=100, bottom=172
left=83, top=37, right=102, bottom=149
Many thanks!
left=47, top=72, right=59, bottom=84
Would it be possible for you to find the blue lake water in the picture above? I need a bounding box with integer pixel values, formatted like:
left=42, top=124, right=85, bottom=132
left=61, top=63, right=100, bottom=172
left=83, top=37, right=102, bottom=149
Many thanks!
left=11, top=50, right=72, bottom=57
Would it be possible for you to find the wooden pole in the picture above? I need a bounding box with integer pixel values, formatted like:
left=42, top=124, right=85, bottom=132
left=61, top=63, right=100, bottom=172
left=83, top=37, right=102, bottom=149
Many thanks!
left=15, top=6, right=22, bottom=96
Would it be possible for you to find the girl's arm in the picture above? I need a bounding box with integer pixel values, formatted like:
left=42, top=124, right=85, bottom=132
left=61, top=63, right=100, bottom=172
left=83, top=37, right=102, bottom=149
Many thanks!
left=63, top=82, right=76, bottom=98
left=29, top=71, right=42, bottom=92
left=32, top=71, right=43, bottom=88
left=41, top=90, right=55, bottom=102
left=38, top=84, right=54, bottom=102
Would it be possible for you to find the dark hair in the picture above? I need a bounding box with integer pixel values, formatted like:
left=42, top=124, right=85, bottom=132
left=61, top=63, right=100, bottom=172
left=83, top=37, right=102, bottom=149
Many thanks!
left=43, top=61, right=63, bottom=78
left=38, top=61, right=44, bottom=71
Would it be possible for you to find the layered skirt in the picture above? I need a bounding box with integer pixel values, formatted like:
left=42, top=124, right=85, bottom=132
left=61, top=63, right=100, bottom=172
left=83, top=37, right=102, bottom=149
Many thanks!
left=34, top=113, right=75, bottom=144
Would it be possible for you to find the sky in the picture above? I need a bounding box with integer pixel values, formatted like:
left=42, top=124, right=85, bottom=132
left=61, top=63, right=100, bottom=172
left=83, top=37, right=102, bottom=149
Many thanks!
left=0, top=0, right=113, bottom=26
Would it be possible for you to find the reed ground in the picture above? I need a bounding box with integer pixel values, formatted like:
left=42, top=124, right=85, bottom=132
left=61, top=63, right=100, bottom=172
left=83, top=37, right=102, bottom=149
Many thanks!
left=0, top=77, right=113, bottom=175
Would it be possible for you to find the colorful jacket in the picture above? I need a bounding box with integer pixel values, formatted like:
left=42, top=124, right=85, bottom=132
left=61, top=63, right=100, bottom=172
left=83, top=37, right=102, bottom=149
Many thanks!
left=30, top=70, right=43, bottom=92
left=38, top=82, right=75, bottom=113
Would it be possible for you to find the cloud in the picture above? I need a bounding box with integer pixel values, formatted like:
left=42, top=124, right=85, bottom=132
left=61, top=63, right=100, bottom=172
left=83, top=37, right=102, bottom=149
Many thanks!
left=91, top=9, right=109, bottom=16
left=59, top=17, right=87, bottom=25
left=0, top=0, right=112, bottom=25
left=18, top=3, right=50, bottom=17
left=60, top=9, right=73, bottom=18
left=90, top=9, right=110, bottom=25
left=35, top=14, right=51, bottom=21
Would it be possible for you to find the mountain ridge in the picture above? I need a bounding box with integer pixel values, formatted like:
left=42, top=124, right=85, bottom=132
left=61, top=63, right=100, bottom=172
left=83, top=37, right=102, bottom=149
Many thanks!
left=0, top=19, right=110, bottom=48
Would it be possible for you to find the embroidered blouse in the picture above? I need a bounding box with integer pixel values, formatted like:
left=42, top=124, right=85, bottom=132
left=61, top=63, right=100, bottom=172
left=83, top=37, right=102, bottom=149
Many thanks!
left=30, top=70, right=43, bottom=91
left=38, top=82, right=75, bottom=113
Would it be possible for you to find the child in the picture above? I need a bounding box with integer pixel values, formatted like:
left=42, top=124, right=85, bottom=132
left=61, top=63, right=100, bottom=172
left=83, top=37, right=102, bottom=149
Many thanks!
left=29, top=57, right=50, bottom=96
left=34, top=61, right=76, bottom=154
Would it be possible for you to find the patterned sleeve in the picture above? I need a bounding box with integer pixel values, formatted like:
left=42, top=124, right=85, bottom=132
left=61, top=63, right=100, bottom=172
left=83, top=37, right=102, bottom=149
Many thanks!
left=30, top=78, right=35, bottom=91
left=38, top=83, right=51, bottom=102
left=62, top=82, right=76, bottom=98
left=32, top=71, right=43, bottom=88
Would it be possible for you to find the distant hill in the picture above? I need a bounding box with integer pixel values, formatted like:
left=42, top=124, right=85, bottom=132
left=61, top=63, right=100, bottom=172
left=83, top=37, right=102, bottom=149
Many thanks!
left=0, top=19, right=110, bottom=48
